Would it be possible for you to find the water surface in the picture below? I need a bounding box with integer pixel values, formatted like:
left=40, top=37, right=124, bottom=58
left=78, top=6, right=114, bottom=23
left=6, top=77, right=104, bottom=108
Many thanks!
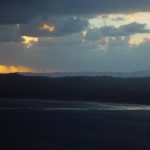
left=0, top=99, right=150, bottom=150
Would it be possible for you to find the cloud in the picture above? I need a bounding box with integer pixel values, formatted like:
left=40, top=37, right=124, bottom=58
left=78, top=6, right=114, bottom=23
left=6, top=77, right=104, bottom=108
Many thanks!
left=21, top=36, right=39, bottom=48
left=101, top=22, right=150, bottom=37
left=0, top=0, right=150, bottom=24
left=0, top=16, right=88, bottom=44
left=85, top=22, right=150, bottom=41
left=0, top=65, right=35, bottom=73
left=129, top=34, right=150, bottom=46
left=0, top=31, right=150, bottom=72
left=19, top=16, right=88, bottom=37
left=0, top=0, right=150, bottom=72
left=0, top=65, right=58, bottom=73
left=119, top=22, right=149, bottom=34
left=39, top=23, right=56, bottom=32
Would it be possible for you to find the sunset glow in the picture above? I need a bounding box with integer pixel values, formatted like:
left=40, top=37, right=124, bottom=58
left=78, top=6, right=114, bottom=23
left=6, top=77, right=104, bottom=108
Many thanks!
left=0, top=65, right=35, bottom=73
left=22, top=36, right=39, bottom=48
left=129, top=34, right=150, bottom=46
left=0, top=65, right=58, bottom=73
left=89, top=12, right=150, bottom=28
left=40, top=23, right=56, bottom=32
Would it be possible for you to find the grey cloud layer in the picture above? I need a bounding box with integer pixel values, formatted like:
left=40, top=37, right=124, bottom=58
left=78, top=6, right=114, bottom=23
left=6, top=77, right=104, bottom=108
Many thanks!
left=0, top=0, right=150, bottom=72
left=101, top=22, right=150, bottom=36
left=86, top=22, right=150, bottom=41
left=1, top=33, right=150, bottom=72
left=20, top=16, right=88, bottom=37
left=0, top=21, right=149, bottom=42
left=1, top=0, right=150, bottom=24
left=0, top=16, right=88, bottom=41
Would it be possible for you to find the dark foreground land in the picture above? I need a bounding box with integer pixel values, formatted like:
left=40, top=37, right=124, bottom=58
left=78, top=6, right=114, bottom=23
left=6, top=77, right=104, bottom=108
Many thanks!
left=1, top=102, right=150, bottom=150
left=1, top=74, right=150, bottom=150
left=1, top=73, right=150, bottom=104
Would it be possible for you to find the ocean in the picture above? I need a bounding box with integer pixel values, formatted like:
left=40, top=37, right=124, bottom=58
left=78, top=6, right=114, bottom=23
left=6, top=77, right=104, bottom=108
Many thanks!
left=0, top=99, right=150, bottom=150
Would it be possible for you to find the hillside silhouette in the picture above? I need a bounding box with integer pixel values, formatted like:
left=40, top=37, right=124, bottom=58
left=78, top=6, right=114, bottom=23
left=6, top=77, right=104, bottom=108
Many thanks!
left=1, top=73, right=150, bottom=104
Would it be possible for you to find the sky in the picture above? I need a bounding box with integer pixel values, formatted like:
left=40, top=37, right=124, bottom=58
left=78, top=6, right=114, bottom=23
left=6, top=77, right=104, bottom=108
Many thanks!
left=0, top=0, right=150, bottom=73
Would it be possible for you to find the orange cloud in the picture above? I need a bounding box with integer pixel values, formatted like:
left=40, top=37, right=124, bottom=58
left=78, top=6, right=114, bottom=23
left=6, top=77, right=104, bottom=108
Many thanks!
left=40, top=23, right=56, bottom=32
left=22, top=36, right=39, bottom=48
left=0, top=65, right=35, bottom=73
left=0, top=65, right=58, bottom=74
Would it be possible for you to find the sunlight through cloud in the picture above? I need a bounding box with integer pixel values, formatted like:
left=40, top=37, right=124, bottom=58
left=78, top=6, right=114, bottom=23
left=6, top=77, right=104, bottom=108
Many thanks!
left=39, top=23, right=56, bottom=32
left=21, top=36, right=39, bottom=48
left=129, top=34, right=150, bottom=46
left=0, top=65, right=35, bottom=73
left=0, top=65, right=58, bottom=73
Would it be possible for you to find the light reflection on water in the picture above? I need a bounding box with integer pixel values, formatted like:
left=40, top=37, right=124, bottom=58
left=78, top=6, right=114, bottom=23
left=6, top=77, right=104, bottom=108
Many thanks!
left=0, top=100, right=150, bottom=111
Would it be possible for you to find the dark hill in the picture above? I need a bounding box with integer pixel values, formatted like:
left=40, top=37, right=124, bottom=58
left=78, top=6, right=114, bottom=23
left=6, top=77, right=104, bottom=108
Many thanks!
left=1, top=73, right=150, bottom=104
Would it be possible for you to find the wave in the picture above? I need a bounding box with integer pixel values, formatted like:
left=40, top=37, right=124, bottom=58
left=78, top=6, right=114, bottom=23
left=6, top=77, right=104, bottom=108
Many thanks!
left=1, top=101, right=150, bottom=111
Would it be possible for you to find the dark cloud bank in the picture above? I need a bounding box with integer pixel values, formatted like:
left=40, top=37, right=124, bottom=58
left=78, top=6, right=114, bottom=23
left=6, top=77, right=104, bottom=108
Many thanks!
left=0, top=0, right=150, bottom=24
